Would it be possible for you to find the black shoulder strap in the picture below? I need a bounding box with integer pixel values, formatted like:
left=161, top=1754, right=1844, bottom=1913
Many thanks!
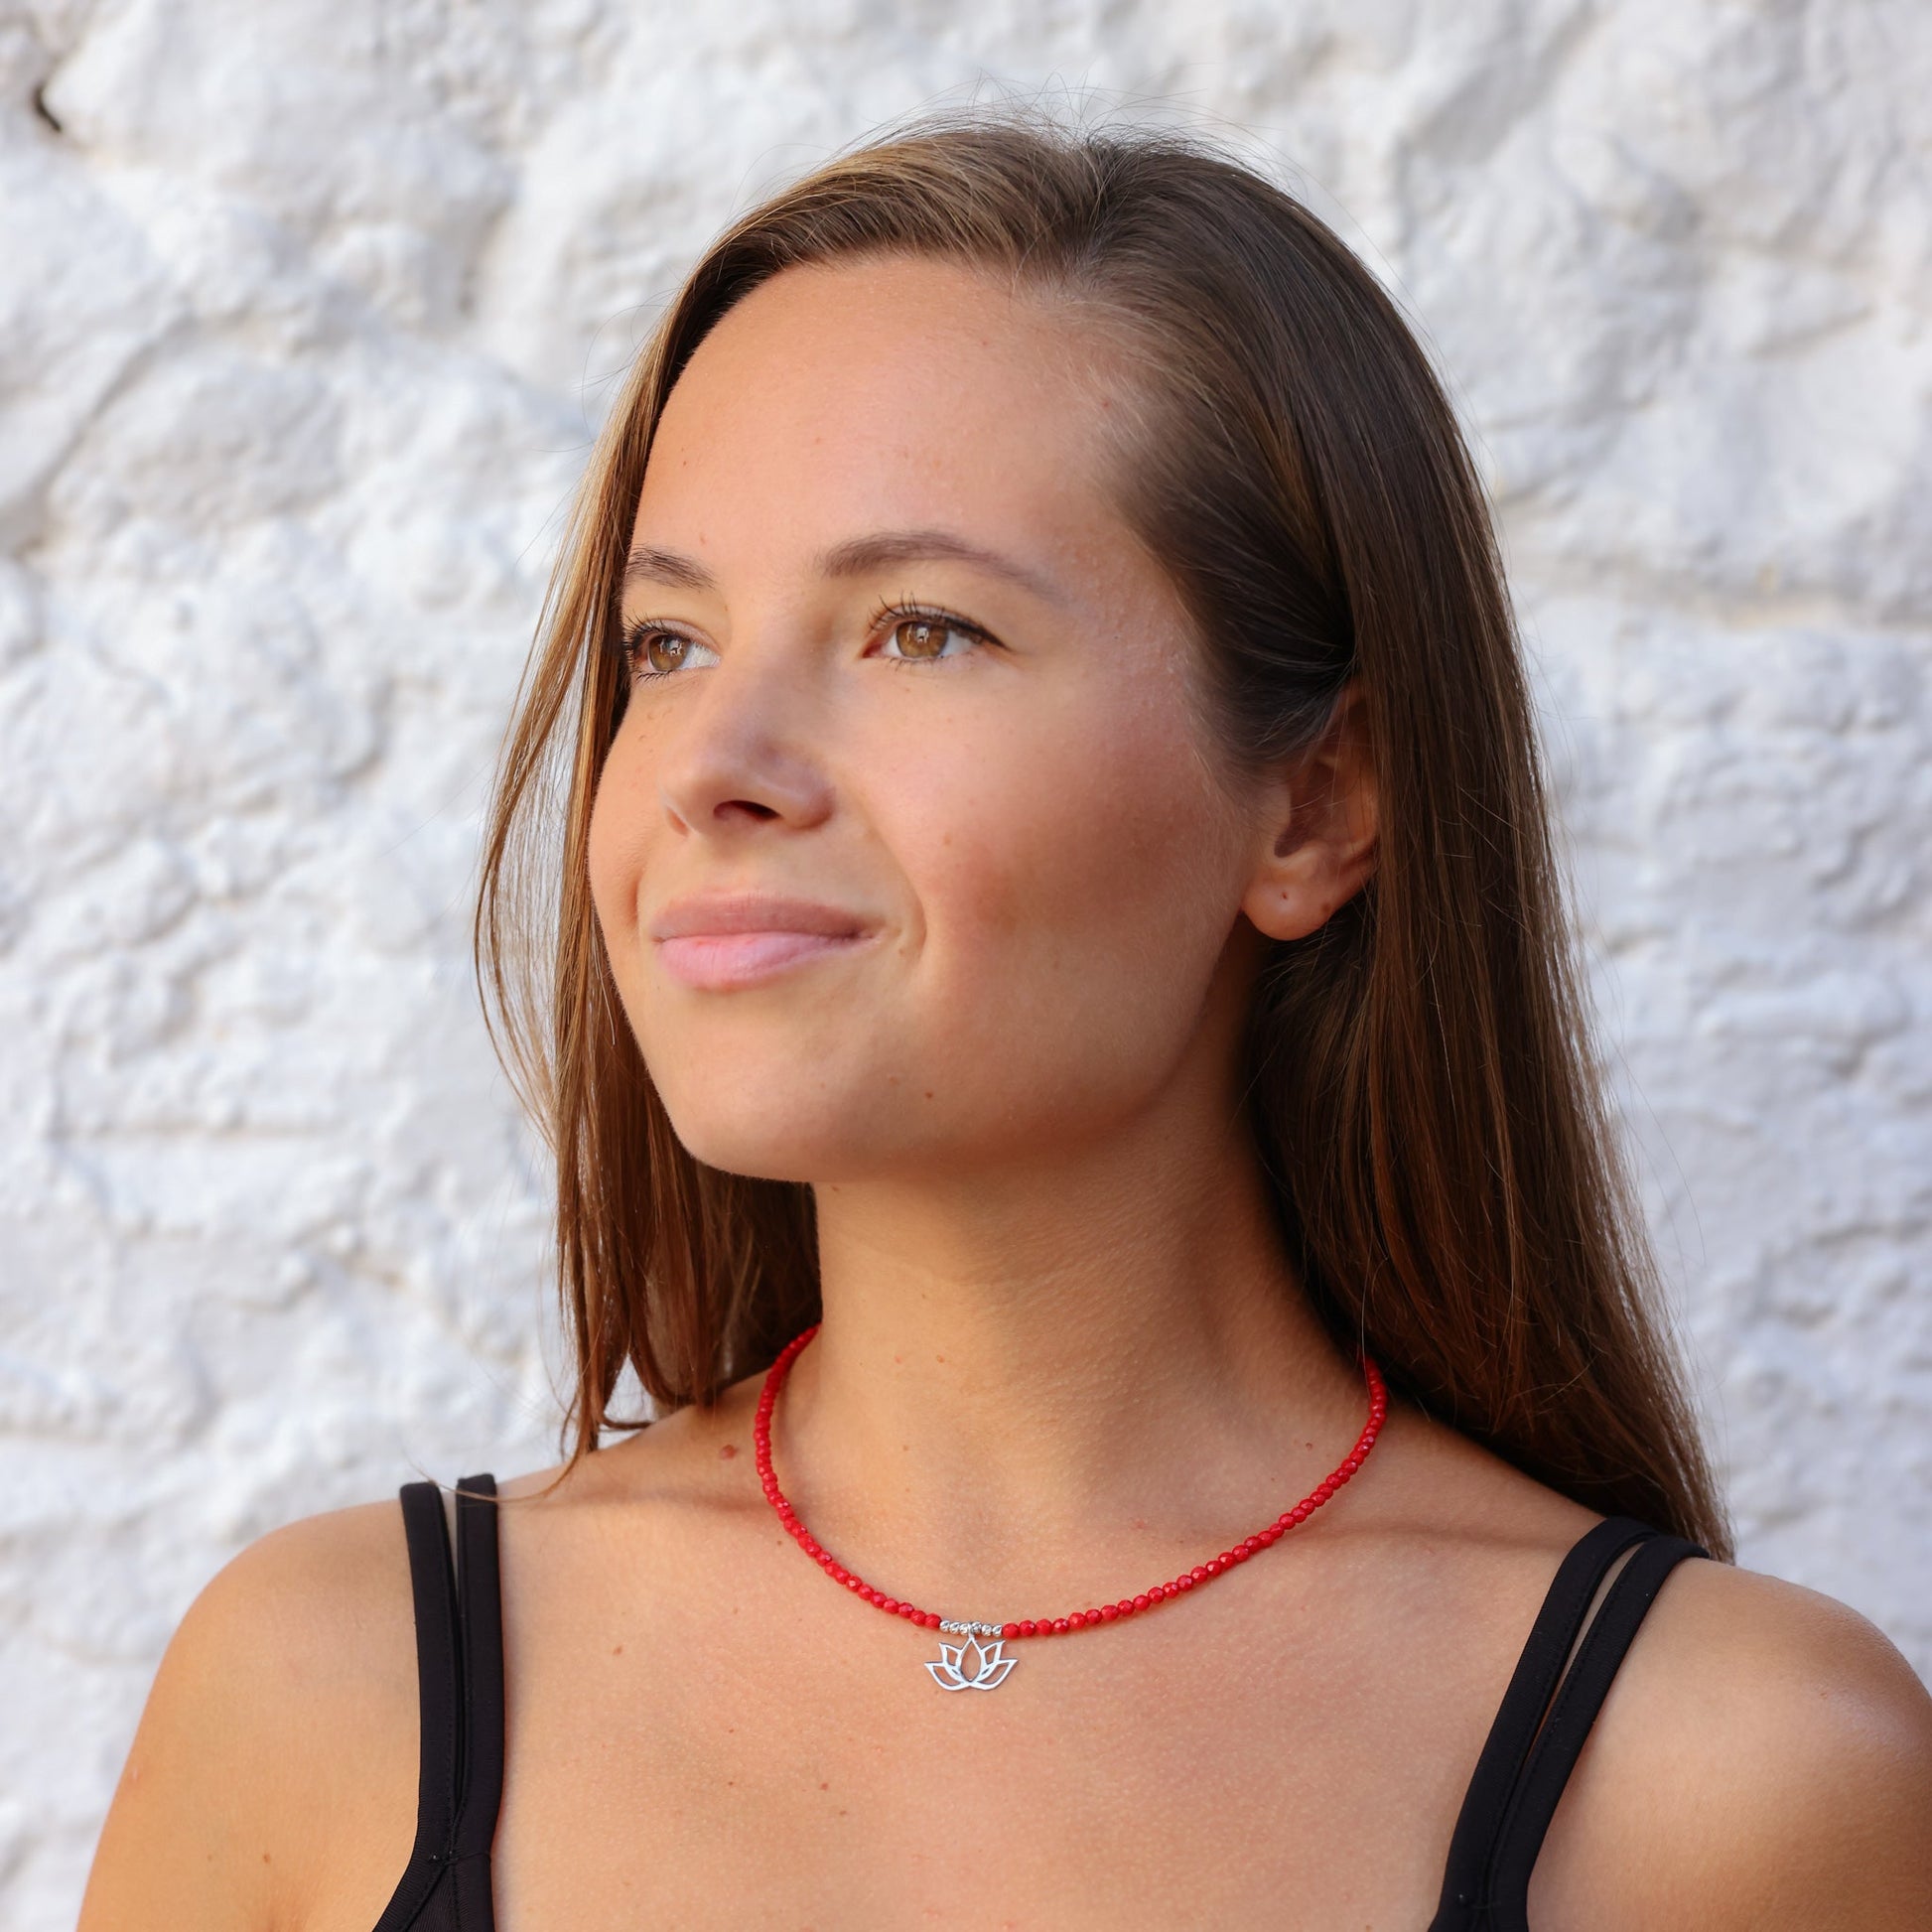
left=1431, top=1518, right=1705, bottom=1931
left=373, top=1481, right=465, bottom=1932
left=1481, top=1531, right=1703, bottom=1913
left=372, top=1475, right=503, bottom=1932
left=448, top=1476, right=504, bottom=1919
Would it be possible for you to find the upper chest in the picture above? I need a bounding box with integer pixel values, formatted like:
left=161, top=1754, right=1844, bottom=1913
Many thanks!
left=301, top=1485, right=1682, bottom=1932
left=480, top=1515, right=1536, bottom=1931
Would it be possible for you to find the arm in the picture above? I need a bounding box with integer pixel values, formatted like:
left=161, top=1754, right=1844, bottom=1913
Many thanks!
left=77, top=1501, right=422, bottom=1932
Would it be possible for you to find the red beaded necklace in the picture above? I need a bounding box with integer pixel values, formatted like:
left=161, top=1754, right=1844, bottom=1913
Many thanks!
left=753, top=1322, right=1389, bottom=1691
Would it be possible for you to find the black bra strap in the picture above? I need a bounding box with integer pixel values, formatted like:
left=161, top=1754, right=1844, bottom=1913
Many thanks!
left=373, top=1480, right=466, bottom=1932
left=451, top=1477, right=505, bottom=1869
left=1482, top=1531, right=1704, bottom=1912
left=1434, top=1516, right=1653, bottom=1920
left=373, top=1475, right=503, bottom=1932
left=1432, top=1518, right=1705, bottom=1929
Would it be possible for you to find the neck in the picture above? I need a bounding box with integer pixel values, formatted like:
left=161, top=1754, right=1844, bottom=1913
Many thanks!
left=774, top=1098, right=1368, bottom=1596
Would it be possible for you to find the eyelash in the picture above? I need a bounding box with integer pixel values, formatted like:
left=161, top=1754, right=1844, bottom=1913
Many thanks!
left=616, top=598, right=993, bottom=683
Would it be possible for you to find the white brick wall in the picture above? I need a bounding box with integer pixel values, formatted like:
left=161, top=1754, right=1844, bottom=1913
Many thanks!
left=2, top=2, right=1926, bottom=1920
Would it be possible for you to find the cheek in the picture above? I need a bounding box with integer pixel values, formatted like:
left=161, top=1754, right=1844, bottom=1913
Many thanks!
left=908, top=690, right=1241, bottom=1090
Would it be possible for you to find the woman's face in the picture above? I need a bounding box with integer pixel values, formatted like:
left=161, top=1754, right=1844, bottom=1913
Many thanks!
left=589, top=257, right=1267, bottom=1184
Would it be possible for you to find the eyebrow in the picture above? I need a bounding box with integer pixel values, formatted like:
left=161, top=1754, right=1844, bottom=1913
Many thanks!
left=621, top=528, right=1066, bottom=605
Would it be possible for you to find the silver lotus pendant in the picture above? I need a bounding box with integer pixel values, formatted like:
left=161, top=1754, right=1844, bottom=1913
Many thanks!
left=925, top=1624, right=1017, bottom=1691
left=925, top=1634, right=1016, bottom=1691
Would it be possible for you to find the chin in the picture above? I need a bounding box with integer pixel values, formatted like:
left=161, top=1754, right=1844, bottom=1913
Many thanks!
left=652, top=1071, right=912, bottom=1184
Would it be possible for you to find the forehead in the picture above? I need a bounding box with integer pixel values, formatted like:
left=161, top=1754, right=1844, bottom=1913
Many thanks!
left=634, top=258, right=1135, bottom=567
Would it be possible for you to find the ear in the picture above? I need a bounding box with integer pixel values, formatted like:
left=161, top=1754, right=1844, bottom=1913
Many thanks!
left=1239, top=682, right=1379, bottom=942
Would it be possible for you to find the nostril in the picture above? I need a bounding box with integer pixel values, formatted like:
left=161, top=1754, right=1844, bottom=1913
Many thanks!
left=715, top=799, right=781, bottom=822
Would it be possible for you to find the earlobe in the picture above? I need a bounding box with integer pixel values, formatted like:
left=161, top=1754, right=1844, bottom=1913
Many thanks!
left=1246, top=868, right=1371, bottom=944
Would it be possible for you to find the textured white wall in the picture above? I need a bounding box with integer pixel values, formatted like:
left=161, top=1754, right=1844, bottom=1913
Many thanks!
left=2, top=0, right=1926, bottom=1921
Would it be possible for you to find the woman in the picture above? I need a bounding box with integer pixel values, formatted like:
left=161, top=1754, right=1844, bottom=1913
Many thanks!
left=80, top=113, right=1932, bottom=1930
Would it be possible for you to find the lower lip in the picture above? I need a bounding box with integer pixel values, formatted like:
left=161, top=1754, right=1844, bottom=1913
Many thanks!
left=656, top=930, right=870, bottom=991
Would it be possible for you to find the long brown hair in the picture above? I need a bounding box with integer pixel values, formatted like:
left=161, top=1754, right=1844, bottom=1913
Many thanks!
left=477, top=108, right=1729, bottom=1557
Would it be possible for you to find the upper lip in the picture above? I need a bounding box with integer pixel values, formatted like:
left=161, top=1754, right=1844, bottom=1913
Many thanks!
left=647, top=893, right=873, bottom=940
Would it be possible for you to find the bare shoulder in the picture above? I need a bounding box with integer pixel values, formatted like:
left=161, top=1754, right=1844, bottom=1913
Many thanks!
left=1366, top=1412, right=1932, bottom=1925
left=1541, top=1558, right=1932, bottom=1929
left=80, top=1497, right=422, bottom=1932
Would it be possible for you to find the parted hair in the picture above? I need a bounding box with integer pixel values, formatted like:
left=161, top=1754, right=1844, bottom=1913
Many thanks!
left=476, top=107, right=1730, bottom=1558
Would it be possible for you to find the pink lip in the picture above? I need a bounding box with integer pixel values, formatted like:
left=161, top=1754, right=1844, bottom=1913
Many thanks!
left=648, top=894, right=876, bottom=991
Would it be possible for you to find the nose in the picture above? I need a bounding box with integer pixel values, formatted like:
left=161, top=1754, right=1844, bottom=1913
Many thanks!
left=649, top=643, right=836, bottom=840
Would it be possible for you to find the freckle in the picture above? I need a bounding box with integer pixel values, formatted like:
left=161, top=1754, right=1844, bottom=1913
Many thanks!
left=820, top=1780, right=830, bottom=1790
left=261, top=1852, right=271, bottom=1863
left=719, top=1443, right=738, bottom=1459
left=936, top=1354, right=945, bottom=1363
left=613, top=1644, right=623, bottom=1655
left=923, top=1090, right=933, bottom=1099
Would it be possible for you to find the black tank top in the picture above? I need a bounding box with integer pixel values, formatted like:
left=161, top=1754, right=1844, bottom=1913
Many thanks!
left=372, top=1478, right=1703, bottom=1931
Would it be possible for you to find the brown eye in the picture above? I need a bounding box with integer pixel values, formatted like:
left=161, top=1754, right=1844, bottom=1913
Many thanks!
left=884, top=616, right=976, bottom=662
left=623, top=629, right=719, bottom=679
